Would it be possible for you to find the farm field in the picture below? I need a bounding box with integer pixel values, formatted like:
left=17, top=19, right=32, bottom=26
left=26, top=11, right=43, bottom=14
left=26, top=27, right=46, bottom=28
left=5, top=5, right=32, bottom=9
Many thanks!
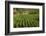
left=13, top=8, right=39, bottom=28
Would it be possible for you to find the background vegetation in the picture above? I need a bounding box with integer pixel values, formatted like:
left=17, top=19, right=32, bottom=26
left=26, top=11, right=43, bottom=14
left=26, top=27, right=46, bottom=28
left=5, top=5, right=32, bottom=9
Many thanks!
left=13, top=8, right=39, bottom=28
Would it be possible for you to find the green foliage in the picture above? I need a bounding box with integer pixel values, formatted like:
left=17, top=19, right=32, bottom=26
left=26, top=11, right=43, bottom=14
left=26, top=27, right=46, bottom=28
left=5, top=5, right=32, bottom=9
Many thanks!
left=13, top=8, right=39, bottom=28
left=13, top=14, right=39, bottom=28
